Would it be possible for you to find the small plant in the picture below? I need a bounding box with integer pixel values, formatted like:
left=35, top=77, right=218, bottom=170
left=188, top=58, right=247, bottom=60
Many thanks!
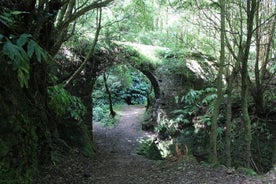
left=137, top=137, right=162, bottom=160
left=237, top=167, right=257, bottom=176
left=93, top=106, right=106, bottom=122
left=93, top=104, right=120, bottom=127
left=155, top=118, right=179, bottom=139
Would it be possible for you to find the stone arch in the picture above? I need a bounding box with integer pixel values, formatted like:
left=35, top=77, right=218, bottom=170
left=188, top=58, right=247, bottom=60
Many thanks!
left=139, top=69, right=160, bottom=99
left=62, top=43, right=212, bottom=129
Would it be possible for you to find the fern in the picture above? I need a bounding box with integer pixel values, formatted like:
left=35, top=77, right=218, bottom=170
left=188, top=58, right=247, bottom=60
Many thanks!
left=1, top=34, right=47, bottom=87
left=202, top=93, right=217, bottom=105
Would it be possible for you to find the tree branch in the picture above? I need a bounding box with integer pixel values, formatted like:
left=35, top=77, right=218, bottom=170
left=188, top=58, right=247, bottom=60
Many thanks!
left=63, top=7, right=103, bottom=88
left=58, top=0, right=113, bottom=30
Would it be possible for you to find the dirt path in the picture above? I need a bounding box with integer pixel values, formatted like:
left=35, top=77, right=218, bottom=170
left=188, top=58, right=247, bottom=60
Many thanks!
left=37, top=105, right=275, bottom=184
left=91, top=105, right=157, bottom=183
left=93, top=105, right=151, bottom=157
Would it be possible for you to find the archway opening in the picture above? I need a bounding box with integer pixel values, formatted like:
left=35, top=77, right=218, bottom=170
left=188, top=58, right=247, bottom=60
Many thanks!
left=92, top=64, right=158, bottom=128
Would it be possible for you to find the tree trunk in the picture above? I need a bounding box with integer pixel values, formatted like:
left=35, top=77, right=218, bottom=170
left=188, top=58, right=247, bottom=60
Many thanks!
left=240, top=0, right=257, bottom=168
left=209, top=0, right=225, bottom=163
left=103, top=72, right=116, bottom=117
left=241, top=59, right=252, bottom=167
left=225, top=65, right=233, bottom=167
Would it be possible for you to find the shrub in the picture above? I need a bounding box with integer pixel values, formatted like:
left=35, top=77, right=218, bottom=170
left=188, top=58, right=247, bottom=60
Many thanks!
left=137, top=138, right=162, bottom=160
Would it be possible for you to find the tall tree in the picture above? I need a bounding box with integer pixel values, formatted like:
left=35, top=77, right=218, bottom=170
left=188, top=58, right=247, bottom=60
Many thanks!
left=240, top=0, right=256, bottom=167
left=0, top=0, right=114, bottom=181
left=224, top=0, right=257, bottom=167
left=224, top=67, right=232, bottom=167
left=209, top=0, right=226, bottom=163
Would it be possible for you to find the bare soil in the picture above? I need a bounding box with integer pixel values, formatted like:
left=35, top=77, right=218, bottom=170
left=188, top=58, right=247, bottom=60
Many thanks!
left=36, top=105, right=275, bottom=184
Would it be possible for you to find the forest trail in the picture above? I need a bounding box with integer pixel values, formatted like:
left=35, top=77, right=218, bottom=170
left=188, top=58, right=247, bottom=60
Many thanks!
left=37, top=105, right=274, bottom=184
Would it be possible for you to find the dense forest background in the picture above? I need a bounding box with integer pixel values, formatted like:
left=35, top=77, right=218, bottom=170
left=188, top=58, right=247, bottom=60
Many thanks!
left=0, top=0, right=275, bottom=183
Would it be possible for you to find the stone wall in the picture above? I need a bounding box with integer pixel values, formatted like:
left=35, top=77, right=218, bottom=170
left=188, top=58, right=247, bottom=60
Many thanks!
left=145, top=58, right=214, bottom=124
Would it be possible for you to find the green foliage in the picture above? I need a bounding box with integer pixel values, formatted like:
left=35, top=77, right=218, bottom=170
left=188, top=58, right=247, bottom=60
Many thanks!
left=93, top=65, right=150, bottom=106
left=93, top=104, right=119, bottom=127
left=137, top=137, right=162, bottom=160
left=48, top=85, right=87, bottom=121
left=171, top=88, right=273, bottom=172
left=0, top=34, right=47, bottom=87
left=93, top=106, right=106, bottom=122
left=0, top=8, right=28, bottom=28
left=155, top=119, right=179, bottom=139
left=0, top=0, right=275, bottom=181
left=120, top=69, right=150, bottom=105
left=121, top=0, right=155, bottom=33
left=158, top=87, right=218, bottom=162
left=93, top=65, right=152, bottom=124
left=156, top=139, right=175, bottom=158
left=123, top=44, right=162, bottom=66
left=172, top=88, right=217, bottom=118
left=237, top=167, right=257, bottom=176
left=160, top=50, right=189, bottom=75
left=171, top=88, right=217, bottom=135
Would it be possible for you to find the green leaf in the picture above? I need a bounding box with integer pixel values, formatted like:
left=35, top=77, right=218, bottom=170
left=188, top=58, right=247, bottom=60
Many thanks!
left=27, top=40, right=36, bottom=58
left=2, top=38, right=30, bottom=87
left=0, top=34, right=3, bottom=41
left=17, top=46, right=29, bottom=62
left=35, top=46, right=42, bottom=63
left=41, top=49, right=48, bottom=61
left=27, top=39, right=47, bottom=62
left=0, top=15, right=12, bottom=27
left=16, top=34, right=30, bottom=47
left=3, top=41, right=17, bottom=60
left=10, top=11, right=29, bottom=15
left=17, top=69, right=29, bottom=88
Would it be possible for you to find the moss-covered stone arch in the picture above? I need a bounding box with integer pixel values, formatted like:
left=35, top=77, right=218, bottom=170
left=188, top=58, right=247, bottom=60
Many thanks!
left=139, top=69, right=160, bottom=99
